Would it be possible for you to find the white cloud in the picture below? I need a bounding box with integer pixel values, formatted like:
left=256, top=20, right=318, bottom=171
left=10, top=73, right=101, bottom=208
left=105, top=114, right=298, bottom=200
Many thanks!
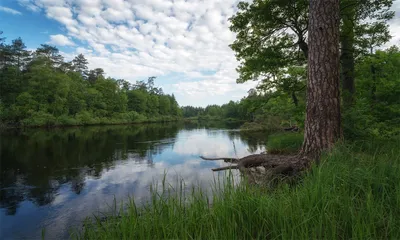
left=17, top=0, right=400, bottom=106
left=0, top=6, right=22, bottom=15
left=48, top=34, right=75, bottom=46
left=16, top=0, right=252, bottom=106
left=386, top=0, right=400, bottom=47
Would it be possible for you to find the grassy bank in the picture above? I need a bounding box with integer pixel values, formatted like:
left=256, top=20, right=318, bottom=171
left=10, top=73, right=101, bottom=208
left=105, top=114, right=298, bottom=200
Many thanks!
left=74, top=137, right=400, bottom=239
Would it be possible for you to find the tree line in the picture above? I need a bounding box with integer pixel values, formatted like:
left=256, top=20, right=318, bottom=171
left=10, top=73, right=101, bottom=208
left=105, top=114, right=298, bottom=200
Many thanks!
left=0, top=33, right=182, bottom=127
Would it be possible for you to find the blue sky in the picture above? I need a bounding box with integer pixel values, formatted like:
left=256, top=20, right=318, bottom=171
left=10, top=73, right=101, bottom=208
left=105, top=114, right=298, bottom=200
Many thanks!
left=1, top=0, right=399, bottom=107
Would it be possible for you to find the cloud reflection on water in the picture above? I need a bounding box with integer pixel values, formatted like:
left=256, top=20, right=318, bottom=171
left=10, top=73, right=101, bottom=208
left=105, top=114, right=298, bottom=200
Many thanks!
left=0, top=123, right=266, bottom=239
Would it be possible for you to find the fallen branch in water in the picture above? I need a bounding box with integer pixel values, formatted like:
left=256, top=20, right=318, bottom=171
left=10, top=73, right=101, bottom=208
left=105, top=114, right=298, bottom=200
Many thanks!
left=200, top=156, right=239, bottom=163
left=211, top=165, right=239, bottom=171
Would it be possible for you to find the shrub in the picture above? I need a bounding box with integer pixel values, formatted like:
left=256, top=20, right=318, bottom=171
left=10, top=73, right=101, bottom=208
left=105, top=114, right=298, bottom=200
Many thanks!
left=76, top=111, right=95, bottom=125
left=56, top=115, right=79, bottom=126
left=240, top=122, right=266, bottom=131
left=22, top=111, right=56, bottom=127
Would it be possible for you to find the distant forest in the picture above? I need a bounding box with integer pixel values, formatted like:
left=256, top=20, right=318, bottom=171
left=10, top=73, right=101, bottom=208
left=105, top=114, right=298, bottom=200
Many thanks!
left=0, top=32, right=182, bottom=127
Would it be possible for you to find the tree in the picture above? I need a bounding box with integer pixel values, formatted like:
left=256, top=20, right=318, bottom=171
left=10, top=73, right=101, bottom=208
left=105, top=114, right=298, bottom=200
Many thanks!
left=116, top=79, right=131, bottom=91
left=11, top=38, right=31, bottom=70
left=88, top=68, right=105, bottom=84
left=127, top=90, right=147, bottom=113
left=257, top=65, right=306, bottom=107
left=229, top=0, right=394, bottom=108
left=159, top=95, right=171, bottom=115
left=72, top=54, right=89, bottom=78
left=0, top=31, right=4, bottom=44
left=35, top=44, right=64, bottom=67
left=340, top=1, right=356, bottom=106
left=340, top=0, right=394, bottom=107
left=301, top=0, right=342, bottom=156
left=0, top=36, right=13, bottom=68
left=59, top=61, right=75, bottom=73
left=358, top=47, right=400, bottom=120
left=229, top=0, right=308, bottom=84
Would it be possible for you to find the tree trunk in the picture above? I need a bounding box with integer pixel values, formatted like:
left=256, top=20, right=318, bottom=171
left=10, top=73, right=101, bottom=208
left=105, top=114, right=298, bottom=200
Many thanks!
left=301, top=0, right=342, bottom=157
left=370, top=64, right=377, bottom=105
left=298, top=37, right=309, bottom=59
left=340, top=5, right=356, bottom=107
left=291, top=91, right=299, bottom=107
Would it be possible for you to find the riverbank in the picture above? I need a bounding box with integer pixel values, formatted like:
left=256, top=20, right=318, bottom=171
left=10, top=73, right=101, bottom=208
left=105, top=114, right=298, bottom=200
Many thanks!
left=74, top=136, right=400, bottom=239
left=0, top=114, right=183, bottom=129
left=0, top=115, right=246, bottom=129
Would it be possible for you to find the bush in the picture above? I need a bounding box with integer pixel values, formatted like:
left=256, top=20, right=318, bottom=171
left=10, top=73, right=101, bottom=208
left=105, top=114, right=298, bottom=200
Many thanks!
left=129, top=111, right=147, bottom=122
left=76, top=111, right=96, bottom=125
left=21, top=111, right=56, bottom=127
left=240, top=122, right=266, bottom=131
left=255, top=115, right=282, bottom=131
left=56, top=115, right=79, bottom=126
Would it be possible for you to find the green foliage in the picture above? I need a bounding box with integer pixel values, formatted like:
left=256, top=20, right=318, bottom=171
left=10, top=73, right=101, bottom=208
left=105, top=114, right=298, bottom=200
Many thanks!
left=344, top=46, right=400, bottom=138
left=229, top=0, right=393, bottom=84
left=182, top=46, right=399, bottom=139
left=0, top=35, right=182, bottom=127
left=227, top=0, right=395, bottom=138
left=76, top=139, right=400, bottom=239
left=267, top=132, right=303, bottom=154
left=22, top=111, right=56, bottom=127
left=56, top=115, right=79, bottom=126
left=239, top=121, right=267, bottom=131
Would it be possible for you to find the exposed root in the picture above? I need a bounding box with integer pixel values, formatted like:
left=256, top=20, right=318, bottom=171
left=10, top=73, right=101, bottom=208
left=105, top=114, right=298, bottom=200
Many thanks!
left=200, top=153, right=310, bottom=186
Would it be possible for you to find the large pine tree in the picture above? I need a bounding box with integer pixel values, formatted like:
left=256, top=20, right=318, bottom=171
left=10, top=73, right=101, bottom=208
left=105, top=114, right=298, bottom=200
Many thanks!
left=301, top=0, right=342, bottom=156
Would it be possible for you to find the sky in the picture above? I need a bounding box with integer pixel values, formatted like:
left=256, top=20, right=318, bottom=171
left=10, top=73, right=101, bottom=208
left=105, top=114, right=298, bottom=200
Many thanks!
left=1, top=0, right=399, bottom=107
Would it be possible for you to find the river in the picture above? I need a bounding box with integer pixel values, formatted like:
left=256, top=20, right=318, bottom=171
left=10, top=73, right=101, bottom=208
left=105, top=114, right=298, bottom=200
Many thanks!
left=0, top=122, right=267, bottom=239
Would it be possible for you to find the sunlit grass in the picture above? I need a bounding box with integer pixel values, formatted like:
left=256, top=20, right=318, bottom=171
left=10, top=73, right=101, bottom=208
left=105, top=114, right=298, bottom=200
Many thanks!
left=73, top=138, right=400, bottom=240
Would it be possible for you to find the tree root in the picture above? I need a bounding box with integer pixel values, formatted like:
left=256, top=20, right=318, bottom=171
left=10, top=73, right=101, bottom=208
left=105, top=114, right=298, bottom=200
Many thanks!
left=200, top=153, right=310, bottom=185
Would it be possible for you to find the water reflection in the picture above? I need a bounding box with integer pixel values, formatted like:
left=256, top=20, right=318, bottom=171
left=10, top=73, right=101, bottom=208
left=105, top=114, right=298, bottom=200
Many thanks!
left=0, top=122, right=267, bottom=239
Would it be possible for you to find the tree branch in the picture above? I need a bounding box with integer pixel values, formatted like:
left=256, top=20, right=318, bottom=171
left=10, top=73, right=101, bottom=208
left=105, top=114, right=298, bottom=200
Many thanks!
left=212, top=165, right=239, bottom=171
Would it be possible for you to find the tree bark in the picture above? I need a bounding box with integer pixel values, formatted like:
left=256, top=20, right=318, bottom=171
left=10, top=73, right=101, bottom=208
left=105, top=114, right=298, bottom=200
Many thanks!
left=291, top=91, right=299, bottom=107
left=370, top=64, right=377, bottom=105
left=298, top=38, right=309, bottom=59
left=340, top=4, right=356, bottom=107
left=301, top=0, right=342, bottom=157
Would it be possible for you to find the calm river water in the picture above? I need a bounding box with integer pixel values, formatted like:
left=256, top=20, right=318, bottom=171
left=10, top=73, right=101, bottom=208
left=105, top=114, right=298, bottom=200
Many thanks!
left=0, top=122, right=267, bottom=239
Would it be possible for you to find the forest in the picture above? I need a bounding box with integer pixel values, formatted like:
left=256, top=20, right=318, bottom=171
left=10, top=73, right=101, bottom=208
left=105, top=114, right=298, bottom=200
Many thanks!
left=0, top=34, right=182, bottom=127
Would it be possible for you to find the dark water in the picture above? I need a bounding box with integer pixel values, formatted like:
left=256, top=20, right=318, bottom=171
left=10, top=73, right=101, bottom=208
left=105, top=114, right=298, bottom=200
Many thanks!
left=0, top=122, right=267, bottom=239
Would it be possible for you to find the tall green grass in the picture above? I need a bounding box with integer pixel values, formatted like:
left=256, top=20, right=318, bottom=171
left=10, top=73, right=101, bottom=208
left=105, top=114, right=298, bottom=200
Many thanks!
left=75, top=138, right=400, bottom=239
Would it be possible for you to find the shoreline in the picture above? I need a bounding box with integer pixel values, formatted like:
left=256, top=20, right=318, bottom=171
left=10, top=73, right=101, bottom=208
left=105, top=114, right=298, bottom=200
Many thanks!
left=0, top=118, right=245, bottom=130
